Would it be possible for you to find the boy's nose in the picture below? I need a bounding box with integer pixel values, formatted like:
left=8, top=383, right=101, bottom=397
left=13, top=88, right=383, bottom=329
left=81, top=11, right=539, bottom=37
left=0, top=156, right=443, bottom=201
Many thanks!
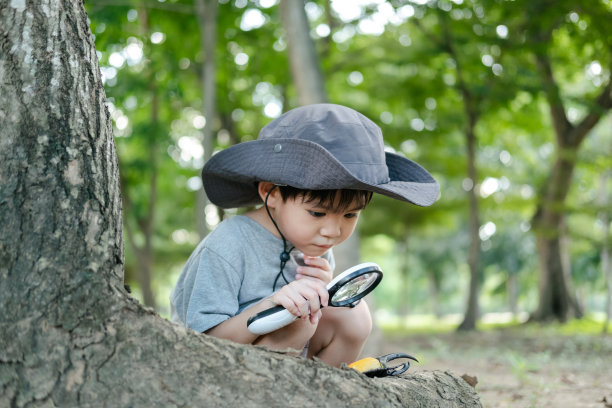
left=320, top=218, right=342, bottom=238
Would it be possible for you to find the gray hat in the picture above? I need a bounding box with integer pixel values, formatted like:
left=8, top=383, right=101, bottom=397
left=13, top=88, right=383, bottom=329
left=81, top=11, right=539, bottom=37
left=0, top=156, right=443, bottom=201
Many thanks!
left=202, top=103, right=439, bottom=208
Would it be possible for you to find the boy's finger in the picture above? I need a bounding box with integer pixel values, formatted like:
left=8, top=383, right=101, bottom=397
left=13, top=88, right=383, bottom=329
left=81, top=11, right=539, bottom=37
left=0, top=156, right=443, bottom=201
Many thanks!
left=299, top=278, right=329, bottom=308
left=303, top=256, right=329, bottom=268
left=296, top=266, right=332, bottom=284
left=295, top=282, right=324, bottom=314
left=300, top=289, right=320, bottom=317
left=281, top=284, right=310, bottom=317
left=275, top=291, right=301, bottom=317
left=303, top=257, right=332, bottom=274
left=309, top=309, right=322, bottom=324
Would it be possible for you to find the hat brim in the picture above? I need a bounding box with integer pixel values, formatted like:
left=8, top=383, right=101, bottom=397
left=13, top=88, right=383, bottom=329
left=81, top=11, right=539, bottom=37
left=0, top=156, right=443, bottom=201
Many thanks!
left=202, top=138, right=439, bottom=208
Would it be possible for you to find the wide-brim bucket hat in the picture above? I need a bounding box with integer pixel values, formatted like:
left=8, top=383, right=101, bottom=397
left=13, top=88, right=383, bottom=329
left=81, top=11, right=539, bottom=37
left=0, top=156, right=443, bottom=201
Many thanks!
left=202, top=103, right=439, bottom=208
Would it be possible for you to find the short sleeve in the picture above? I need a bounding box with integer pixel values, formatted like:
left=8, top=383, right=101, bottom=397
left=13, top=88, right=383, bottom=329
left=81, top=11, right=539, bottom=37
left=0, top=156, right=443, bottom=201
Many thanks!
left=181, top=247, right=243, bottom=333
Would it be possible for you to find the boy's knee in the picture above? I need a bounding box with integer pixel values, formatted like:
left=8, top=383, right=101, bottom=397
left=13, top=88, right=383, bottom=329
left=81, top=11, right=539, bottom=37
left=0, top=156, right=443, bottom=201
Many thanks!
left=324, top=300, right=372, bottom=344
left=347, top=301, right=372, bottom=343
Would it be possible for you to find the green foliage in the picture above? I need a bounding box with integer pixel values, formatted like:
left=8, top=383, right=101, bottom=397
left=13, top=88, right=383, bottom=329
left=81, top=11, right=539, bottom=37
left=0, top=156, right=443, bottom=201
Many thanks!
left=87, top=0, right=612, bottom=320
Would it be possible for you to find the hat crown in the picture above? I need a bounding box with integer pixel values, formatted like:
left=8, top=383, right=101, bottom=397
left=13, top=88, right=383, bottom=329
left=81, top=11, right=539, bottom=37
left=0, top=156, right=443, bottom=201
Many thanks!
left=258, top=104, right=389, bottom=184
left=203, top=103, right=439, bottom=208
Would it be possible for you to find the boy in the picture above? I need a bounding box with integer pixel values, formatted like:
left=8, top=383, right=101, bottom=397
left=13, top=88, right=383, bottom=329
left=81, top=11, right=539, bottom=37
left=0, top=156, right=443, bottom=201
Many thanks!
left=170, top=104, right=438, bottom=367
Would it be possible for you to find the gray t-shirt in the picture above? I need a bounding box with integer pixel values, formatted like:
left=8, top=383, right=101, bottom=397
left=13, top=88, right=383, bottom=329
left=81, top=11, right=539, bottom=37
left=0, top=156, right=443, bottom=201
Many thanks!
left=170, top=215, right=334, bottom=333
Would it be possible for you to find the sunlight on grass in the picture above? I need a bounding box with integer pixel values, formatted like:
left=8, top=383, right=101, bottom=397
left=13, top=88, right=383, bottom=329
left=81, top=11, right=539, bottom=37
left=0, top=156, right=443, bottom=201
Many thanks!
left=378, top=312, right=608, bottom=336
left=520, top=314, right=607, bottom=335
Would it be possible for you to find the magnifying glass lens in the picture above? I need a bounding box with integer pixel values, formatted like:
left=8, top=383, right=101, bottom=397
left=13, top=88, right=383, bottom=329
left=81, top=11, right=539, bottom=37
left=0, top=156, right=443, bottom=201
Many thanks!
left=331, top=272, right=380, bottom=303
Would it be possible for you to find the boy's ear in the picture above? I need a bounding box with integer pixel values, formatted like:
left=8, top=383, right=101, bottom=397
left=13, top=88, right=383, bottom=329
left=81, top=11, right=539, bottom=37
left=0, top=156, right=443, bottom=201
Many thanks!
left=257, top=182, right=281, bottom=207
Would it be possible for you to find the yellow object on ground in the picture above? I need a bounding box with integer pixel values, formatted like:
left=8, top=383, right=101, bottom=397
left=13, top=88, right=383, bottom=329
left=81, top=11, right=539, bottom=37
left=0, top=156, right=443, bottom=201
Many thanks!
left=348, top=353, right=418, bottom=378
left=348, top=357, right=383, bottom=373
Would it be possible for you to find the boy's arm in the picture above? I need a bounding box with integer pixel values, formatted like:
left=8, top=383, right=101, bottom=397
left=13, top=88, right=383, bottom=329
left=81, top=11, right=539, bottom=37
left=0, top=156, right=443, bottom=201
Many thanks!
left=206, top=275, right=329, bottom=343
left=204, top=297, right=276, bottom=344
left=206, top=257, right=332, bottom=344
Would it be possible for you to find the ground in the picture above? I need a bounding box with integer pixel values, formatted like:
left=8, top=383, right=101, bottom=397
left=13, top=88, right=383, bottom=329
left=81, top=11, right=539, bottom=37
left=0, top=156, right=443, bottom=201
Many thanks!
left=378, top=325, right=612, bottom=408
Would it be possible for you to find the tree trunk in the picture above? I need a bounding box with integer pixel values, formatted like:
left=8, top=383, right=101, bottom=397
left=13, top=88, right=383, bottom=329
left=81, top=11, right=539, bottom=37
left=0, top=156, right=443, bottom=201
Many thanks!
left=458, top=118, right=482, bottom=331
left=440, top=21, right=482, bottom=331
left=398, top=239, right=411, bottom=318
left=195, top=0, right=218, bottom=239
left=425, top=12, right=482, bottom=331
left=530, top=152, right=582, bottom=321
left=529, top=44, right=612, bottom=321
left=428, top=272, right=442, bottom=319
left=507, top=272, right=519, bottom=317
left=280, top=0, right=327, bottom=105
left=0, top=1, right=482, bottom=406
left=598, top=170, right=611, bottom=333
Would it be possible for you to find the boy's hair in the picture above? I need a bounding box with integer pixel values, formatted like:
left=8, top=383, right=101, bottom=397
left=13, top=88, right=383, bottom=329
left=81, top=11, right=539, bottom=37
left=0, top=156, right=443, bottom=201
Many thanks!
left=278, top=186, right=373, bottom=213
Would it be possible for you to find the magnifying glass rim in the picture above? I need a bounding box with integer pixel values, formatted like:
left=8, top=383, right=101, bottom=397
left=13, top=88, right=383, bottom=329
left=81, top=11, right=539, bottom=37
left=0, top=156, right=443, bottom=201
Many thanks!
left=328, top=263, right=383, bottom=307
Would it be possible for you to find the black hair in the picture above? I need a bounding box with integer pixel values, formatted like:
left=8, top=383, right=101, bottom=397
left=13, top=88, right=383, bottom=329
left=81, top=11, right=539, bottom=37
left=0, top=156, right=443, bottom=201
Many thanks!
left=277, top=186, right=373, bottom=213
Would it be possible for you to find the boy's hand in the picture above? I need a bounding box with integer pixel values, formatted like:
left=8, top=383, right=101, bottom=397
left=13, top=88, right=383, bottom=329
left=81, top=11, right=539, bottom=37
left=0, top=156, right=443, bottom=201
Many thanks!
left=271, top=278, right=328, bottom=324
left=295, top=256, right=333, bottom=286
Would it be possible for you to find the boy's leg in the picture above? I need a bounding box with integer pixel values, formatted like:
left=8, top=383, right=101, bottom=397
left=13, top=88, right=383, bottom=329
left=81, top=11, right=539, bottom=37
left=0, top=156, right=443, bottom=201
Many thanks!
left=253, top=316, right=318, bottom=355
left=307, top=300, right=372, bottom=367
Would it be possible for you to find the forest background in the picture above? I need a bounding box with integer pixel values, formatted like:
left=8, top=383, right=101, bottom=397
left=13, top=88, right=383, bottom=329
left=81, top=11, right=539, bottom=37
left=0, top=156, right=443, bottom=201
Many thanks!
left=3, top=1, right=612, bottom=406
left=85, top=0, right=612, bottom=335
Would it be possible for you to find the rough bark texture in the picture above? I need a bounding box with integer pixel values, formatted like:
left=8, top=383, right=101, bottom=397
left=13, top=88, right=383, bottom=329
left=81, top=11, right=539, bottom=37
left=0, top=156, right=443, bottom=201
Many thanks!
left=0, top=1, right=482, bottom=406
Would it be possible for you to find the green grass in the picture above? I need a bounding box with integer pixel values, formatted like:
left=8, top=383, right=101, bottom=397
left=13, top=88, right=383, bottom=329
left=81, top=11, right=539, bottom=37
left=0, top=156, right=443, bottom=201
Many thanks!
left=379, top=313, right=608, bottom=336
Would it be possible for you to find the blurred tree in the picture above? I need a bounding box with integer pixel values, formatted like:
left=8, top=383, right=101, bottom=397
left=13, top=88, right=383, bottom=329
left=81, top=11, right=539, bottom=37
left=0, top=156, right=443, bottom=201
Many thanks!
left=508, top=0, right=612, bottom=322
left=281, top=0, right=327, bottom=105
left=397, top=0, right=521, bottom=330
left=597, top=147, right=612, bottom=333
left=195, top=0, right=219, bottom=238
left=87, top=0, right=205, bottom=309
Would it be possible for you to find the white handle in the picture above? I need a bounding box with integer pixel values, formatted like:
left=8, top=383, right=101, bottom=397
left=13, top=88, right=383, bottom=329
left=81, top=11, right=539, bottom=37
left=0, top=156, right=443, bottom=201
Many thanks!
left=247, top=306, right=298, bottom=335
left=247, top=262, right=381, bottom=335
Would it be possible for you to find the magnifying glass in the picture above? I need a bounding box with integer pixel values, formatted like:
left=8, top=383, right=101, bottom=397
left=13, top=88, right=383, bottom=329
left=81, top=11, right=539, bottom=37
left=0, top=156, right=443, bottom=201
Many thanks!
left=247, top=262, right=383, bottom=335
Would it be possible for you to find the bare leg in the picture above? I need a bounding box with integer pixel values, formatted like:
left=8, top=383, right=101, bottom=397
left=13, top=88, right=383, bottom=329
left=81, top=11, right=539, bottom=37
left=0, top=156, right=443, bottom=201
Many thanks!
left=308, top=300, right=372, bottom=367
left=253, top=316, right=318, bottom=355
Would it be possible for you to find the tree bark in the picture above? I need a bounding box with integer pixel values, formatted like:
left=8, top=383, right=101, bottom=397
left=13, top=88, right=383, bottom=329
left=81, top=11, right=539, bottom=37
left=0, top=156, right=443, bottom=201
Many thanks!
left=0, top=1, right=482, bottom=406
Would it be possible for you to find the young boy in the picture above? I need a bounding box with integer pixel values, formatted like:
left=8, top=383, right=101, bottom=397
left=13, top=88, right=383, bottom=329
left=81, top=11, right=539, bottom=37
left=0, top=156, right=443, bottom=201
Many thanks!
left=170, top=104, right=439, bottom=367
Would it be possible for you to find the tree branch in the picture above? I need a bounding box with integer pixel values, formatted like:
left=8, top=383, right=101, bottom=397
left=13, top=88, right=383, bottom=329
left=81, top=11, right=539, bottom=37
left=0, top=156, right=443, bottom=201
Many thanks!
left=534, top=49, right=572, bottom=143
left=568, top=46, right=612, bottom=147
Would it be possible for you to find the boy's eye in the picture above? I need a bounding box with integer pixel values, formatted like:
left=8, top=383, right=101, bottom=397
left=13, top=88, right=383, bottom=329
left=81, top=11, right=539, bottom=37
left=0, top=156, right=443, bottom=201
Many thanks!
left=344, top=212, right=359, bottom=219
left=308, top=211, right=326, bottom=218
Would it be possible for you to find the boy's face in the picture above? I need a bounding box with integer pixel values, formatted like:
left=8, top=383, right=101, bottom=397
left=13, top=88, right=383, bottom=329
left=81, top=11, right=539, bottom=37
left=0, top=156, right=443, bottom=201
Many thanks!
left=267, top=189, right=363, bottom=257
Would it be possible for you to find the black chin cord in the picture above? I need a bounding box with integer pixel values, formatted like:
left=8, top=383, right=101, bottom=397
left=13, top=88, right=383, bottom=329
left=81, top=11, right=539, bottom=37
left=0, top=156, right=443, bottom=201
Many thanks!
left=264, top=186, right=294, bottom=290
